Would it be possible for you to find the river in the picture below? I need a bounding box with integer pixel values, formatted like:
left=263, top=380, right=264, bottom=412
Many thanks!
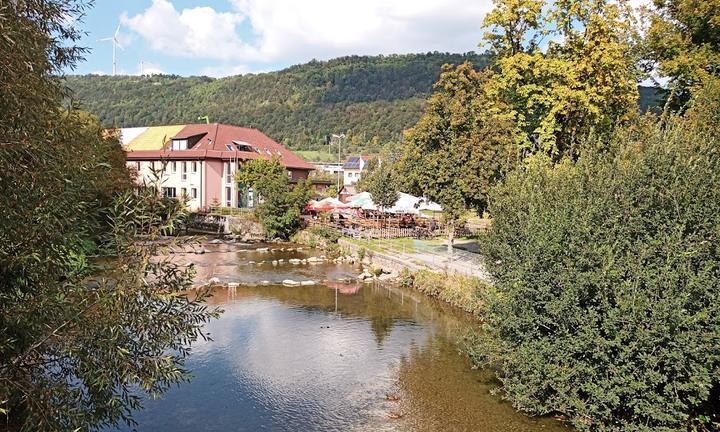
left=114, top=241, right=568, bottom=431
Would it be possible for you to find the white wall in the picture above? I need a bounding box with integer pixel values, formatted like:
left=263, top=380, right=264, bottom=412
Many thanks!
left=129, top=160, right=204, bottom=210
left=344, top=169, right=363, bottom=185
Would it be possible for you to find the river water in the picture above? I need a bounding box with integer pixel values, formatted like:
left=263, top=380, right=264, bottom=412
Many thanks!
left=115, top=241, right=568, bottom=432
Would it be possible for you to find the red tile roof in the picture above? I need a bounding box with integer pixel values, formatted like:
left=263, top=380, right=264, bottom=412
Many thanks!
left=125, top=123, right=314, bottom=170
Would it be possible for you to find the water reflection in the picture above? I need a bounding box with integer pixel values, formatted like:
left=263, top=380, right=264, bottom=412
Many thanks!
left=115, top=245, right=567, bottom=432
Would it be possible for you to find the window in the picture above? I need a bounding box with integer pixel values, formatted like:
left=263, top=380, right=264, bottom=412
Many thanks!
left=191, top=188, right=197, bottom=199
left=225, top=161, right=232, bottom=184
left=180, top=187, right=187, bottom=198
left=162, top=187, right=176, bottom=198
left=225, top=186, right=232, bottom=207
left=225, top=144, right=234, bottom=151
left=171, top=139, right=188, bottom=150
left=171, top=162, right=177, bottom=173
left=231, top=141, right=253, bottom=152
left=191, top=161, right=197, bottom=173
left=181, top=162, right=187, bottom=181
left=287, top=170, right=292, bottom=179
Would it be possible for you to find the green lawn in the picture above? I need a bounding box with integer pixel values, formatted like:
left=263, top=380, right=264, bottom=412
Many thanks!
left=295, top=150, right=338, bottom=162
left=344, top=237, right=445, bottom=255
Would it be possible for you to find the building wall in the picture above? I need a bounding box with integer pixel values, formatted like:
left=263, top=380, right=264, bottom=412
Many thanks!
left=344, top=169, right=362, bottom=186
left=205, top=159, right=224, bottom=208
left=128, top=160, right=203, bottom=210
left=290, top=169, right=311, bottom=182
left=127, top=159, right=309, bottom=210
left=313, top=163, right=343, bottom=175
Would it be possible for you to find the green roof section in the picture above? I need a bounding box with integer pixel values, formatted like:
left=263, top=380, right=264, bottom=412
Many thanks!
left=126, top=125, right=186, bottom=151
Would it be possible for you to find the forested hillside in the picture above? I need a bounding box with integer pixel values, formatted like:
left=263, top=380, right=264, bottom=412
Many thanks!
left=65, top=52, right=664, bottom=157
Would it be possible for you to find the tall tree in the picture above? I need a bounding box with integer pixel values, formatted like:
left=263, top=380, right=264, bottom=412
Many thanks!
left=483, top=0, right=641, bottom=159
left=644, top=0, right=720, bottom=111
left=236, top=158, right=312, bottom=240
left=0, top=1, right=217, bottom=429
left=357, top=158, right=400, bottom=219
left=398, top=63, right=517, bottom=250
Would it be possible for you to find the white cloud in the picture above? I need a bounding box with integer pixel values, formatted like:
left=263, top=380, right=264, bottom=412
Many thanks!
left=200, top=64, right=251, bottom=78
left=122, top=0, right=492, bottom=70
left=121, top=0, right=256, bottom=61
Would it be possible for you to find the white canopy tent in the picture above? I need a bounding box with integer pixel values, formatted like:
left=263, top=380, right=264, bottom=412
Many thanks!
left=386, top=193, right=421, bottom=214
left=345, top=192, right=442, bottom=214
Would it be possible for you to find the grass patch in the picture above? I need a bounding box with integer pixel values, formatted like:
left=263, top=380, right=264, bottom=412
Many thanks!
left=399, top=269, right=489, bottom=315
left=296, top=150, right=338, bottom=162
left=343, top=237, right=444, bottom=255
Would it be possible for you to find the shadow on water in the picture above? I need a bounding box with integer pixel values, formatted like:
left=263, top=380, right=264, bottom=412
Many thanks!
left=113, top=242, right=569, bottom=432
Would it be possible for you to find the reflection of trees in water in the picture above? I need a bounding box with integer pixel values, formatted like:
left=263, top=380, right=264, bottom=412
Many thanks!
left=207, top=282, right=481, bottom=346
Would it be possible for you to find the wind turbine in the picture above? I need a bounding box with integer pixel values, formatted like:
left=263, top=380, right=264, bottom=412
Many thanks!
left=98, top=24, right=123, bottom=76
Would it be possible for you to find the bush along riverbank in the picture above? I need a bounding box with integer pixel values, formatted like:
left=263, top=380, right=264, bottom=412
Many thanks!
left=466, top=87, right=720, bottom=432
left=398, top=269, right=488, bottom=316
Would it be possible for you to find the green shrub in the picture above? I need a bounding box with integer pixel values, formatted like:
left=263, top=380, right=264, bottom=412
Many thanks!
left=237, top=158, right=312, bottom=240
left=470, top=110, right=720, bottom=431
left=308, top=225, right=340, bottom=243
left=402, top=269, right=486, bottom=315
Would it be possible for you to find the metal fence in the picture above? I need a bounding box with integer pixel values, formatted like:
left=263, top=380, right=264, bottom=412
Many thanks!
left=308, top=219, right=471, bottom=240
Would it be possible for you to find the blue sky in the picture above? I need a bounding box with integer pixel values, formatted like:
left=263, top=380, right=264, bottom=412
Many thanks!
left=71, top=0, right=494, bottom=77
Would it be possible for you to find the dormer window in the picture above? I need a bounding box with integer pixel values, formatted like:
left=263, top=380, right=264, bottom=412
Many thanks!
left=225, top=144, right=234, bottom=151
left=171, top=139, right=188, bottom=150
left=232, top=141, right=254, bottom=152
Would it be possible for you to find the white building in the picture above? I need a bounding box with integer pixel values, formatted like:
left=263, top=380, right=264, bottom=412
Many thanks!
left=342, top=155, right=372, bottom=186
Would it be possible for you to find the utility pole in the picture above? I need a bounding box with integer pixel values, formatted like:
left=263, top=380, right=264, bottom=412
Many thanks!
left=330, top=133, right=345, bottom=198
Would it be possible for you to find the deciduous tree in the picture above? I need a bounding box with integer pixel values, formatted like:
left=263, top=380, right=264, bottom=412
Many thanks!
left=357, top=158, right=399, bottom=219
left=398, top=63, right=517, bottom=250
left=644, top=0, right=720, bottom=111
left=470, top=80, right=720, bottom=431
left=483, top=0, right=641, bottom=159
left=236, top=158, right=312, bottom=240
left=0, top=2, right=218, bottom=429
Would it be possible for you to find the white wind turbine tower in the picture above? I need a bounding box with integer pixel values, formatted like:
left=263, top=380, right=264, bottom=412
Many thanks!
left=98, top=24, right=123, bottom=76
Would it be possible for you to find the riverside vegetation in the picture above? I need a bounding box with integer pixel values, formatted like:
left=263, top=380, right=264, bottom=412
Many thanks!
left=0, top=2, right=218, bottom=430
left=355, top=0, right=720, bottom=430
left=2, top=0, right=718, bottom=431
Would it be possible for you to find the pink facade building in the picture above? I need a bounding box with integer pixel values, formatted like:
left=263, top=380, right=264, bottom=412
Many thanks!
left=121, top=123, right=314, bottom=210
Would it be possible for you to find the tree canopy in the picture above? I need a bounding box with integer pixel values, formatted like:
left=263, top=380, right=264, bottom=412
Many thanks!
left=471, top=83, right=720, bottom=430
left=64, top=53, right=662, bottom=158
left=0, top=1, right=217, bottom=429
left=236, top=158, right=312, bottom=240
left=357, top=158, right=399, bottom=211
left=399, top=63, right=517, bottom=221
left=483, top=0, right=641, bottom=159
left=645, top=0, right=720, bottom=110
left=65, top=53, right=491, bottom=156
